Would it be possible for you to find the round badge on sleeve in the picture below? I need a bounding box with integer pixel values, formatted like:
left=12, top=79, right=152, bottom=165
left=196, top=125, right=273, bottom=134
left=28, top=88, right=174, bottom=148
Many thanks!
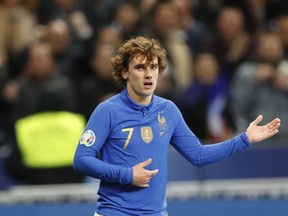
left=80, top=130, right=96, bottom=147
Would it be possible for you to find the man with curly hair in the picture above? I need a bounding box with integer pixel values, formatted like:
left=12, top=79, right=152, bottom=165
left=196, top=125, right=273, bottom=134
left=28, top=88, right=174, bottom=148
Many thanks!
left=73, top=36, right=281, bottom=216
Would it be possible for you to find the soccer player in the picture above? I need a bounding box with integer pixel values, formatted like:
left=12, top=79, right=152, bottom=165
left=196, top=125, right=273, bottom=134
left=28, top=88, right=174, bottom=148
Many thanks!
left=73, top=36, right=281, bottom=216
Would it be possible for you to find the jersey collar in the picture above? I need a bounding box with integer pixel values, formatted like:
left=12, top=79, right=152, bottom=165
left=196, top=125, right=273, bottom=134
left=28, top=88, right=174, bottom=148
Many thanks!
left=120, top=88, right=155, bottom=111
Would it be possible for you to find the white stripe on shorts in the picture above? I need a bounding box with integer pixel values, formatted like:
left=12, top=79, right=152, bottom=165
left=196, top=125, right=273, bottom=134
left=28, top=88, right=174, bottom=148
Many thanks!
left=94, top=211, right=168, bottom=216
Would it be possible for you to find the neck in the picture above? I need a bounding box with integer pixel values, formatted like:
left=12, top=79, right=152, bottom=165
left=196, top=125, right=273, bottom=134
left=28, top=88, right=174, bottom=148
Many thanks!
left=126, top=87, right=152, bottom=106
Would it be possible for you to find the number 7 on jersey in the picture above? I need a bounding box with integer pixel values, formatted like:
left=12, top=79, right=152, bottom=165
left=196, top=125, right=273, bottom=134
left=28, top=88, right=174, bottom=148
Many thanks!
left=121, top=128, right=134, bottom=149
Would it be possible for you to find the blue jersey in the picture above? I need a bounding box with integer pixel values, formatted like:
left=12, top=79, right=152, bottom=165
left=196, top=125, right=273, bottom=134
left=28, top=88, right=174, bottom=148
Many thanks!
left=74, top=89, right=251, bottom=215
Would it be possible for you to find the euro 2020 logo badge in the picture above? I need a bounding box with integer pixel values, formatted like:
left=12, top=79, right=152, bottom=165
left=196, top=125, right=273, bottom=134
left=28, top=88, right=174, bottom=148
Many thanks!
left=80, top=130, right=96, bottom=147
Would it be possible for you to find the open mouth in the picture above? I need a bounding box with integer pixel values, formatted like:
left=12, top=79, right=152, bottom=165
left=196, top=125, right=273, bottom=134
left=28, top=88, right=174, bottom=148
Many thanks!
left=144, top=81, right=153, bottom=88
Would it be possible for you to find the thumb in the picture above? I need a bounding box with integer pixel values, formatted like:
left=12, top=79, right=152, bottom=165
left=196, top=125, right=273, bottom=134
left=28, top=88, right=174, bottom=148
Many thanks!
left=253, top=115, right=263, bottom=125
left=140, top=158, right=152, bottom=168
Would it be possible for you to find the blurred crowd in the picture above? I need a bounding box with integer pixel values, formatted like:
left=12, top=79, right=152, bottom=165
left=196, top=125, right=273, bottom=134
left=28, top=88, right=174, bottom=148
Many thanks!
left=1, top=0, right=288, bottom=186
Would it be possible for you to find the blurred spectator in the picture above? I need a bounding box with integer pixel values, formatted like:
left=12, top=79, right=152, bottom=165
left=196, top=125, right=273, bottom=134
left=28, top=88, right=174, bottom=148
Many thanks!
left=191, top=0, right=222, bottom=31
left=22, top=0, right=39, bottom=15
left=276, top=13, right=288, bottom=58
left=37, top=0, right=92, bottom=31
left=6, top=90, right=85, bottom=185
left=0, top=58, right=7, bottom=92
left=2, top=41, right=78, bottom=130
left=110, top=1, right=141, bottom=41
left=69, top=10, right=93, bottom=42
left=229, top=31, right=288, bottom=136
left=264, top=0, right=288, bottom=22
left=154, top=66, right=179, bottom=103
left=43, top=18, right=86, bottom=80
left=36, top=0, right=94, bottom=80
left=88, top=0, right=119, bottom=34
left=169, top=0, right=211, bottom=56
left=0, top=0, right=37, bottom=75
left=244, top=0, right=269, bottom=33
left=78, top=42, right=121, bottom=120
left=2, top=41, right=82, bottom=184
left=0, top=58, right=9, bottom=139
left=220, top=0, right=268, bottom=34
left=192, top=0, right=268, bottom=34
left=49, top=0, right=94, bottom=41
left=180, top=52, right=232, bottom=142
left=138, top=0, right=157, bottom=24
left=205, top=5, right=252, bottom=78
left=95, top=26, right=123, bottom=49
left=251, top=31, right=284, bottom=64
left=147, top=1, right=193, bottom=94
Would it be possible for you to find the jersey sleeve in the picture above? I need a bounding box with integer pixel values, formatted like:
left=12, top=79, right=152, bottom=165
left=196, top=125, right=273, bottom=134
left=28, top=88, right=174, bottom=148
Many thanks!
left=73, top=102, right=133, bottom=184
left=170, top=103, right=251, bottom=167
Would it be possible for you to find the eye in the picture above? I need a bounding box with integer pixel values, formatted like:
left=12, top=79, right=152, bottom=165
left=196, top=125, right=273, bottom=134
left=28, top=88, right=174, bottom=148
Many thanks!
left=150, top=64, right=158, bottom=70
left=135, top=65, right=145, bottom=71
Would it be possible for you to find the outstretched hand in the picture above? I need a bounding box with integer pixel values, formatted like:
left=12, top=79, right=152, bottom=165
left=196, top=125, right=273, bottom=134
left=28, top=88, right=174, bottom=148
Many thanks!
left=246, top=115, right=281, bottom=143
left=132, top=158, right=159, bottom=188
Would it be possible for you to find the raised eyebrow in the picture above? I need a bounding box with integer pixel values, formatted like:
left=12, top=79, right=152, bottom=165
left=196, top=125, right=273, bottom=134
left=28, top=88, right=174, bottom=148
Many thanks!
left=134, top=63, right=158, bottom=68
left=134, top=63, right=146, bottom=68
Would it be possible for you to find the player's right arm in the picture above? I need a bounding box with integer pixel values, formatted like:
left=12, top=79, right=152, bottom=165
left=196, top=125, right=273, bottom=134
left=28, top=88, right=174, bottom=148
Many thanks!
left=74, top=100, right=159, bottom=187
left=73, top=102, right=133, bottom=185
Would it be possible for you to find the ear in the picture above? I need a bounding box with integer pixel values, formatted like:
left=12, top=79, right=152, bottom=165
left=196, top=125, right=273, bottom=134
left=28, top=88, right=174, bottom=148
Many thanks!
left=122, top=69, right=128, bottom=80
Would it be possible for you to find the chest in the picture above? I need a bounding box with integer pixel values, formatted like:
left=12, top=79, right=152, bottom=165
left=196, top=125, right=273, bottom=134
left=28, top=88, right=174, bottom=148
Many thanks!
left=104, top=110, right=172, bottom=158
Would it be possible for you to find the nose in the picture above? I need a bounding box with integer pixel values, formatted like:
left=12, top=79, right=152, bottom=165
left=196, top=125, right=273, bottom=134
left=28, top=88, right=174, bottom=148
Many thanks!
left=145, top=68, right=153, bottom=78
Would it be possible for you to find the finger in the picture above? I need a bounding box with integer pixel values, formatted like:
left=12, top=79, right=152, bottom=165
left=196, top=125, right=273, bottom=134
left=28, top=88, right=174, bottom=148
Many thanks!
left=269, top=117, right=281, bottom=125
left=267, top=120, right=280, bottom=135
left=138, top=179, right=150, bottom=187
left=253, top=115, right=263, bottom=125
left=272, top=118, right=281, bottom=126
left=141, top=158, right=152, bottom=168
left=150, top=169, right=159, bottom=176
left=266, top=129, right=279, bottom=138
left=140, top=183, right=149, bottom=188
left=267, top=118, right=281, bottom=130
left=269, top=122, right=281, bottom=131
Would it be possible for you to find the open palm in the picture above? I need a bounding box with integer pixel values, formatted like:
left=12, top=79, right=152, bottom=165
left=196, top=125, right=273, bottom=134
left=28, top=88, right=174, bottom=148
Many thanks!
left=245, top=115, right=281, bottom=143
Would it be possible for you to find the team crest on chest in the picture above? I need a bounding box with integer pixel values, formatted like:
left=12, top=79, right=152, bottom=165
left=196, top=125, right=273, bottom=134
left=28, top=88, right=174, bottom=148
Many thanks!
left=141, top=127, right=153, bottom=143
left=158, top=112, right=168, bottom=135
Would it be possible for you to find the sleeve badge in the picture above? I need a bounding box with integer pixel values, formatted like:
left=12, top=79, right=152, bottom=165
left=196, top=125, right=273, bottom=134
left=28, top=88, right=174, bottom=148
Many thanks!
left=80, top=130, right=96, bottom=147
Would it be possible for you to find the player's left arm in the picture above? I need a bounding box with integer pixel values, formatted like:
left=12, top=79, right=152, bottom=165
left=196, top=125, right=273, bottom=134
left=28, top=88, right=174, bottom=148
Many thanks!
left=170, top=103, right=281, bottom=167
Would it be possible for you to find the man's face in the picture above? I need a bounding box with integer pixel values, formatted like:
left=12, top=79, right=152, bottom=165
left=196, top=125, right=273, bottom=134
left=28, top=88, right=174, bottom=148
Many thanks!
left=122, top=54, right=159, bottom=104
left=27, top=44, right=54, bottom=79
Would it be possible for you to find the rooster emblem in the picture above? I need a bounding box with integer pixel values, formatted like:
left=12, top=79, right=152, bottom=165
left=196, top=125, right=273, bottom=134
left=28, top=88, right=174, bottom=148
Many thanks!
left=158, top=113, right=166, bottom=125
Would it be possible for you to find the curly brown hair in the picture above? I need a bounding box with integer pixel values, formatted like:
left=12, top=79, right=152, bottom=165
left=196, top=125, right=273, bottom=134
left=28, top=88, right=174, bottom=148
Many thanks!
left=111, top=36, right=167, bottom=87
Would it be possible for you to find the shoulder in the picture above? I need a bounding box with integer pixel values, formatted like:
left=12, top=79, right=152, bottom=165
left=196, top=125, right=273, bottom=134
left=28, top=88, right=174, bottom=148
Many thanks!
left=154, top=95, right=180, bottom=112
left=94, top=93, right=122, bottom=111
left=87, top=94, right=121, bottom=124
left=98, top=92, right=119, bottom=104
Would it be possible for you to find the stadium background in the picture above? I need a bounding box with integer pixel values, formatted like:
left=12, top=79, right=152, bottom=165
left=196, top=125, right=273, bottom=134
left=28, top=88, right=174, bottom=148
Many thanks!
left=1, top=0, right=288, bottom=215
